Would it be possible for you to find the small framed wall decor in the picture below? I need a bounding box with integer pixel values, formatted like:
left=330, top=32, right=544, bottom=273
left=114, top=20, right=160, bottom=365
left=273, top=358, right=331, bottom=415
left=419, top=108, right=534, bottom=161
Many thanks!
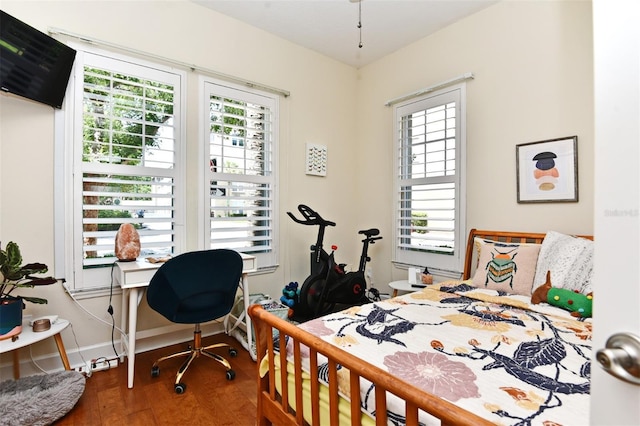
left=516, top=136, right=578, bottom=203
left=305, top=143, right=327, bottom=176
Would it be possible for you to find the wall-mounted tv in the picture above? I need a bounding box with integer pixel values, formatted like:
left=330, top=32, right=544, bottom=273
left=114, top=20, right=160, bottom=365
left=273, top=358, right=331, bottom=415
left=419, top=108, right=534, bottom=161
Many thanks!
left=0, top=10, right=76, bottom=109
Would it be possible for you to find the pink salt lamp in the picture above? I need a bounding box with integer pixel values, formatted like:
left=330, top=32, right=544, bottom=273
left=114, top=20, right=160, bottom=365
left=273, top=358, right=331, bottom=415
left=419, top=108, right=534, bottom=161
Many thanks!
left=115, top=223, right=141, bottom=261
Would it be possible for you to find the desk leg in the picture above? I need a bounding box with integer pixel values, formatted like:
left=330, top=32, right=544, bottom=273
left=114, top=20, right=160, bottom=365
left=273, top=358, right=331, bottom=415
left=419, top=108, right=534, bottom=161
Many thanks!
left=53, top=333, right=71, bottom=370
left=127, top=287, right=139, bottom=389
left=241, top=273, right=251, bottom=359
left=120, top=288, right=128, bottom=358
left=392, top=289, right=398, bottom=298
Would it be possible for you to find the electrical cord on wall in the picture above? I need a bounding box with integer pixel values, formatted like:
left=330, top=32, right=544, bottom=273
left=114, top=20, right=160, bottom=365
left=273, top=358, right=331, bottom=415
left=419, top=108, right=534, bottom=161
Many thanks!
left=28, top=345, right=48, bottom=374
left=26, top=322, right=90, bottom=376
left=108, top=262, right=119, bottom=359
left=67, top=322, right=92, bottom=376
left=62, top=276, right=126, bottom=360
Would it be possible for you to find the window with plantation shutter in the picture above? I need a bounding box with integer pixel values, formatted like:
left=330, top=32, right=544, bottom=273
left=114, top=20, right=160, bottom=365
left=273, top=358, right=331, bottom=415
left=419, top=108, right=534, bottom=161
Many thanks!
left=59, top=48, right=185, bottom=291
left=393, top=85, right=466, bottom=273
left=203, top=81, right=278, bottom=269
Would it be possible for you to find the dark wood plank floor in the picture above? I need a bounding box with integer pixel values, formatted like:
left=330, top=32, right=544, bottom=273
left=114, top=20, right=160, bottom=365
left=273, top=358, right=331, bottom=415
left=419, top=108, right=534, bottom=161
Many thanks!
left=55, top=333, right=258, bottom=426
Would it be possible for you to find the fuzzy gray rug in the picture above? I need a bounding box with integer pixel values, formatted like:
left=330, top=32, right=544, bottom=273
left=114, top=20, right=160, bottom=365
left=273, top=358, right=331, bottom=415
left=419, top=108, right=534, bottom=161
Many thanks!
left=0, top=370, right=85, bottom=426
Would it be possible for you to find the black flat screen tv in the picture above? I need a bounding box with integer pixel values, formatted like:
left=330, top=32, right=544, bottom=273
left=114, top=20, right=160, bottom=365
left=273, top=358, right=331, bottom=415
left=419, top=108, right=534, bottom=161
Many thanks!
left=0, top=10, right=76, bottom=109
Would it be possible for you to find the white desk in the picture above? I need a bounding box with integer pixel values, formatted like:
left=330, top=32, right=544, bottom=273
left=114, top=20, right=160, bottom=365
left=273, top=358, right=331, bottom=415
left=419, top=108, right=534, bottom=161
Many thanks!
left=113, top=253, right=257, bottom=389
left=0, top=319, right=71, bottom=378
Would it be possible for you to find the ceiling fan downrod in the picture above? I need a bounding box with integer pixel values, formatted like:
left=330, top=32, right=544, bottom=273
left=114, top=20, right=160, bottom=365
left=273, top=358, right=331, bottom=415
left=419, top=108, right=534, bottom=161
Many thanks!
left=351, top=0, right=363, bottom=48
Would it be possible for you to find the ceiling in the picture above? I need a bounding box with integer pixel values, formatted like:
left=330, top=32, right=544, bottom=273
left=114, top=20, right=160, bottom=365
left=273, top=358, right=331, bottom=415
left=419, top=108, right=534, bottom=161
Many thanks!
left=193, top=0, right=498, bottom=68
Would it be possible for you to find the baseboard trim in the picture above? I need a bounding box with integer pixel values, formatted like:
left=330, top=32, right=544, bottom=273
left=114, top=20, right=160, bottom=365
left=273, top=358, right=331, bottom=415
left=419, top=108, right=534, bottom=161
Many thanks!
left=0, top=321, right=229, bottom=379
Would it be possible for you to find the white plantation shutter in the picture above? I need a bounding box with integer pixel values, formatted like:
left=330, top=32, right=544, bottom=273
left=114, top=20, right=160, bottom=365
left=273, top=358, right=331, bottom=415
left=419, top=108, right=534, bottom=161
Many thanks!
left=204, top=82, right=278, bottom=269
left=393, top=86, right=466, bottom=272
left=67, top=50, right=185, bottom=290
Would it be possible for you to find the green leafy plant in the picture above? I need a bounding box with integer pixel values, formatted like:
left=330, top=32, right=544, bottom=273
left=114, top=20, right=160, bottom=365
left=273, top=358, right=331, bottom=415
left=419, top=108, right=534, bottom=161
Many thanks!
left=0, top=241, right=58, bottom=304
left=411, top=212, right=428, bottom=234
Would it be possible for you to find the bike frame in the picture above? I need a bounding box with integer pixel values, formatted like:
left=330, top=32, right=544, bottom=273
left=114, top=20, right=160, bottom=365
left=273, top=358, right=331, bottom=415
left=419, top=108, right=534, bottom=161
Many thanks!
left=287, top=204, right=335, bottom=276
left=288, top=204, right=382, bottom=319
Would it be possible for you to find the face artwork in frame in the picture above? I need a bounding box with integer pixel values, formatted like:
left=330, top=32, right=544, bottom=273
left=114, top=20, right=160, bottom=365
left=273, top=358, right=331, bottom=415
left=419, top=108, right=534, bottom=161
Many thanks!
left=516, top=136, right=578, bottom=203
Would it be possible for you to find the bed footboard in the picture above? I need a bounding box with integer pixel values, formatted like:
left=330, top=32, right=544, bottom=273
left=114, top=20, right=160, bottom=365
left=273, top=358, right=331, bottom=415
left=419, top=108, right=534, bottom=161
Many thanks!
left=248, top=304, right=493, bottom=426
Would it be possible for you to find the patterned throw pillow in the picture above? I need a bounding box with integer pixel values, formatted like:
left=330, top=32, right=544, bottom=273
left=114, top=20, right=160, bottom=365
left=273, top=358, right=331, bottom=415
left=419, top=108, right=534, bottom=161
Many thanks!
left=533, top=231, right=594, bottom=294
left=472, top=238, right=542, bottom=296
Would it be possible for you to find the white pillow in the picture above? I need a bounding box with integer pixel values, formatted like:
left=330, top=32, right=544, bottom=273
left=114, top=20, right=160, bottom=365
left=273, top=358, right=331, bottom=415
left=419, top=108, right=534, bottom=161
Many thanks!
left=533, top=231, right=594, bottom=294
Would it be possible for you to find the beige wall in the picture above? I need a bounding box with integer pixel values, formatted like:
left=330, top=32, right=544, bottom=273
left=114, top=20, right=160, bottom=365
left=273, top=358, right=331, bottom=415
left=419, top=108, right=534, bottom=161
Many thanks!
left=0, top=0, right=593, bottom=368
left=356, top=0, right=594, bottom=283
left=0, top=0, right=359, bottom=365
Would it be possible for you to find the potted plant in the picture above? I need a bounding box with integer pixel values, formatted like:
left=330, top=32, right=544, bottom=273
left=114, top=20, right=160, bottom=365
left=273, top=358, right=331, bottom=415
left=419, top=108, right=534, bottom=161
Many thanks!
left=1, top=241, right=59, bottom=337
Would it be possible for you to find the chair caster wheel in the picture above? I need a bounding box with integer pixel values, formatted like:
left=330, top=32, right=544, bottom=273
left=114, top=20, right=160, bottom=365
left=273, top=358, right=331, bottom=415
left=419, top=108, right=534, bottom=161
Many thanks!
left=229, top=348, right=238, bottom=357
left=151, top=366, right=160, bottom=377
left=226, top=369, right=236, bottom=380
left=174, top=383, right=186, bottom=394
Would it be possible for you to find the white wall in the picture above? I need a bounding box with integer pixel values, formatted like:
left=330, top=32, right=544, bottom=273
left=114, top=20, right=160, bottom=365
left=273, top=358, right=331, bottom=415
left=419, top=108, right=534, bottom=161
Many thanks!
left=355, top=0, right=594, bottom=283
left=0, top=0, right=594, bottom=372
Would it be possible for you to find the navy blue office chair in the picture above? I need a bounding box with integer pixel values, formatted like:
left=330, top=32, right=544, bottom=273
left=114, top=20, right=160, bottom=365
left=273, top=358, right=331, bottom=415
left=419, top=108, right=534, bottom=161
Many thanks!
left=146, top=249, right=243, bottom=394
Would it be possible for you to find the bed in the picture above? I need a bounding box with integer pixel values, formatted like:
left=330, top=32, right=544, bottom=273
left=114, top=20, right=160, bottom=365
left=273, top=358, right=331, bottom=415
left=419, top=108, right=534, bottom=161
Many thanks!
left=248, top=229, right=594, bottom=425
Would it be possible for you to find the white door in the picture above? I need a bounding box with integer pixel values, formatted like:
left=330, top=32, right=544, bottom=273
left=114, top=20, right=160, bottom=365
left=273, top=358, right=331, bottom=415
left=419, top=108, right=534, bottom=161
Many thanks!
left=591, top=0, right=640, bottom=424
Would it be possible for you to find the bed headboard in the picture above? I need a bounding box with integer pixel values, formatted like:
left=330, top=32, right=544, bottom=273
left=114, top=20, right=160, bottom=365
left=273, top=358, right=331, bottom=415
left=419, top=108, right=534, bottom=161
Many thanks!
left=462, top=229, right=593, bottom=280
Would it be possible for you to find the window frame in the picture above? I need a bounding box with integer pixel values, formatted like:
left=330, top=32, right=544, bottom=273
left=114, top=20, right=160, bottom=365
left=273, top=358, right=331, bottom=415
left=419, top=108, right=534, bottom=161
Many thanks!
left=198, top=77, right=279, bottom=272
left=55, top=44, right=186, bottom=295
left=392, top=84, right=467, bottom=274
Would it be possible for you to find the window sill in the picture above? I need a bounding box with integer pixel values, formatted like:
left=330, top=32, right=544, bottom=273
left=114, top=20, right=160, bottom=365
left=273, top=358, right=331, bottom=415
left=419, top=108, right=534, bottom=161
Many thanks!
left=251, top=265, right=278, bottom=276
left=63, top=283, right=122, bottom=300
left=62, top=264, right=278, bottom=300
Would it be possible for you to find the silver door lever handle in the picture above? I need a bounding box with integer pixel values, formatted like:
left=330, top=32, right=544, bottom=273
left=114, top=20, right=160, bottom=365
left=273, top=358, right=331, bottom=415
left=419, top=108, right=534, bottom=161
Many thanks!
left=596, top=332, right=640, bottom=385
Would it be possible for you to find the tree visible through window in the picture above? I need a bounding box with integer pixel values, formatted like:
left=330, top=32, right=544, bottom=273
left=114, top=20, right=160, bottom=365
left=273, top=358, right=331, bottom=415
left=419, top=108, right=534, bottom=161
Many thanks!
left=82, top=68, right=177, bottom=264
left=204, top=82, right=278, bottom=269
left=59, top=49, right=185, bottom=291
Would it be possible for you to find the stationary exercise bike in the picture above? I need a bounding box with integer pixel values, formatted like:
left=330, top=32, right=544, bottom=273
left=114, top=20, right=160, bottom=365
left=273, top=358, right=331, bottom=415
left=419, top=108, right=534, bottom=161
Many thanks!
left=287, top=204, right=382, bottom=320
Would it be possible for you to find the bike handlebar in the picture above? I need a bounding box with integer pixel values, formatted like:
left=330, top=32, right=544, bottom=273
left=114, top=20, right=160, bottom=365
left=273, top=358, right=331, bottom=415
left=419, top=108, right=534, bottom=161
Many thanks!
left=287, top=204, right=336, bottom=227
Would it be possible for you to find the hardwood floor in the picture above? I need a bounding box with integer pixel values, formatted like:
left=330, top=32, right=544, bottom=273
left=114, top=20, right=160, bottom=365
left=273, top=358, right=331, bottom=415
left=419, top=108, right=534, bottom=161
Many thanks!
left=55, top=333, right=258, bottom=426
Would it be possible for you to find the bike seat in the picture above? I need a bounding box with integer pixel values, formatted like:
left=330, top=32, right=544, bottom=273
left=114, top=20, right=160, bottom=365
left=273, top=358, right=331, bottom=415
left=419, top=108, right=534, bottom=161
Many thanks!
left=359, top=228, right=380, bottom=237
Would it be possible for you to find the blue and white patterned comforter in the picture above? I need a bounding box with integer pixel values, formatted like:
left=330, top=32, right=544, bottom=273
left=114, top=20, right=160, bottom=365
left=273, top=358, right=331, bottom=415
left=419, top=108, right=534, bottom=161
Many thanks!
left=288, top=281, right=591, bottom=426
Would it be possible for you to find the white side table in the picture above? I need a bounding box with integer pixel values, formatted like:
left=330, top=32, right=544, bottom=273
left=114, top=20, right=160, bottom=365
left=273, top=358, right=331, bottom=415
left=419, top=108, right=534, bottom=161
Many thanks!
left=388, top=280, right=428, bottom=297
left=0, top=318, right=71, bottom=378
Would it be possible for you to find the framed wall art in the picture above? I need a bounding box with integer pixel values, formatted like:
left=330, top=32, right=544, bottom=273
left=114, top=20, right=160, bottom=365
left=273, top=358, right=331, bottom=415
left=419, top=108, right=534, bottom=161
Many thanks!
left=516, top=136, right=578, bottom=203
left=305, top=143, right=327, bottom=176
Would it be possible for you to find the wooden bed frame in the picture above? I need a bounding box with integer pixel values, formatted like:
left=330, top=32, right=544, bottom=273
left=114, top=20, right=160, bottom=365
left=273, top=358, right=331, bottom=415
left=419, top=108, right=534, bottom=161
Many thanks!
left=248, top=229, right=593, bottom=426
